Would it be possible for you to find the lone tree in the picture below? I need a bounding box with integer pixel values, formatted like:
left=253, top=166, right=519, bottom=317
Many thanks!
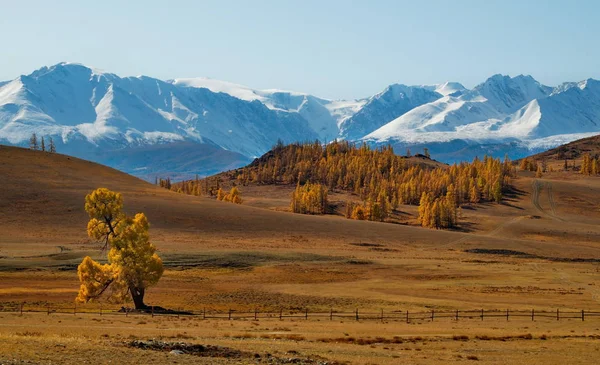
left=76, top=188, right=164, bottom=310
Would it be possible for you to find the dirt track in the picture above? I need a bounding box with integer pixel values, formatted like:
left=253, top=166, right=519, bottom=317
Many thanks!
left=531, top=179, right=562, bottom=221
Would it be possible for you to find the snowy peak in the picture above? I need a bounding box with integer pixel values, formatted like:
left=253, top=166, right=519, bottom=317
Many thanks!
left=472, top=74, right=552, bottom=113
left=170, top=77, right=264, bottom=103
left=339, top=84, right=442, bottom=140
left=422, top=82, right=466, bottom=96
left=552, top=78, right=600, bottom=96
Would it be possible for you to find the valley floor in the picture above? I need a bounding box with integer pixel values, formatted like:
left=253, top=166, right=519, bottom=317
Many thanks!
left=2, top=147, right=600, bottom=363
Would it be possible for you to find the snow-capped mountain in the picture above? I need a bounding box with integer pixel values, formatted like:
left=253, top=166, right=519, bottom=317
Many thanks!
left=421, top=82, right=466, bottom=96
left=0, top=63, right=319, bottom=157
left=0, top=63, right=329, bottom=177
left=339, top=84, right=444, bottom=140
left=363, top=74, right=600, bottom=161
left=1, top=62, right=599, bottom=177
left=170, top=77, right=365, bottom=142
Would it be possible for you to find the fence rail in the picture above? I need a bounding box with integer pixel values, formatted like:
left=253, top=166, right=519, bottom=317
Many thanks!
left=1, top=303, right=599, bottom=323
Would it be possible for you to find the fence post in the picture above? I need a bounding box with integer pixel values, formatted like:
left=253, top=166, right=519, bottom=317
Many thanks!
left=330, top=308, right=333, bottom=321
left=151, top=306, right=154, bottom=318
left=557, top=309, right=559, bottom=321
left=506, top=309, right=509, bottom=321
left=582, top=310, right=585, bottom=321
left=481, top=309, right=484, bottom=321
left=431, top=309, right=434, bottom=321
left=355, top=309, right=359, bottom=321
left=531, top=309, right=534, bottom=321
left=456, top=310, right=459, bottom=321
left=279, top=308, right=282, bottom=320
left=305, top=308, right=308, bottom=320
left=406, top=310, right=409, bottom=323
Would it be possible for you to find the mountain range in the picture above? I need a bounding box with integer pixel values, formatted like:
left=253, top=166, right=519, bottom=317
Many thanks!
left=1, top=62, right=599, bottom=179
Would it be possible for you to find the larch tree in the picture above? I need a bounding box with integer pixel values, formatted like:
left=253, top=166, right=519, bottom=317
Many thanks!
left=48, top=137, right=56, bottom=153
left=224, top=186, right=243, bottom=204
left=76, top=188, right=164, bottom=310
left=423, top=147, right=430, bottom=159
left=535, top=165, right=543, bottom=178
left=29, top=133, right=38, bottom=150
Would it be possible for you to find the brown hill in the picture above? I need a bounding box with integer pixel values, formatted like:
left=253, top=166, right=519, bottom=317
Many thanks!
left=2, top=143, right=600, bottom=323
left=0, top=145, right=455, bottom=258
left=528, top=134, right=600, bottom=161
left=2, top=144, right=599, bottom=262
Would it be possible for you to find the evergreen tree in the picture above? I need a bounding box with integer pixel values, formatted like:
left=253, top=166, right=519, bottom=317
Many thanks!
left=29, top=133, right=38, bottom=150
left=48, top=137, right=56, bottom=153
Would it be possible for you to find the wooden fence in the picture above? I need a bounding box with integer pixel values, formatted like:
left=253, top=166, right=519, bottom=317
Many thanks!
left=0, top=303, right=598, bottom=323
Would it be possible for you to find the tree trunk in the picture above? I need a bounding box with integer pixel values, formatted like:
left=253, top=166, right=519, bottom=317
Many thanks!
left=130, top=287, right=147, bottom=310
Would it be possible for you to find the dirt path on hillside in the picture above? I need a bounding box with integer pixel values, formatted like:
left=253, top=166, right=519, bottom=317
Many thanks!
left=532, top=179, right=563, bottom=221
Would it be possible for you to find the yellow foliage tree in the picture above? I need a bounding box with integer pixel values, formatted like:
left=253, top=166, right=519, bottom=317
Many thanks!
left=535, top=165, right=543, bottom=178
left=76, top=188, right=164, bottom=310
left=290, top=182, right=328, bottom=214
left=580, top=153, right=599, bottom=176
left=216, top=188, right=226, bottom=201
left=222, top=187, right=243, bottom=204
left=351, top=204, right=366, bottom=220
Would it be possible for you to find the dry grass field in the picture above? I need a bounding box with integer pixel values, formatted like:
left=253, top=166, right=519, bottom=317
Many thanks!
left=2, top=145, right=600, bottom=364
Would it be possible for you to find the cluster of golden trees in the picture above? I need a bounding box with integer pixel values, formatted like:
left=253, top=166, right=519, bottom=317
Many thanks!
left=581, top=153, right=599, bottom=175
left=157, top=176, right=224, bottom=196
left=240, top=141, right=511, bottom=226
left=217, top=187, right=243, bottom=204
left=418, top=185, right=458, bottom=228
left=519, top=157, right=546, bottom=178
left=519, top=158, right=539, bottom=172
left=157, top=176, right=243, bottom=203
left=290, top=182, right=328, bottom=214
left=243, top=141, right=510, bottom=206
left=157, top=141, right=512, bottom=229
left=344, top=198, right=390, bottom=222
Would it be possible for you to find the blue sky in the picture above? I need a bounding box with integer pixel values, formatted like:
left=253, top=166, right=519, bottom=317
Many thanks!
left=2, top=0, right=599, bottom=99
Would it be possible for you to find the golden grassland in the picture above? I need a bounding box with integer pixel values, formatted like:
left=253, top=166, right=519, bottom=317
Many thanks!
left=2, top=145, right=600, bottom=364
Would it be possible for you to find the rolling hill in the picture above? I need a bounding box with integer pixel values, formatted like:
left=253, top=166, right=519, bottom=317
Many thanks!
left=526, top=134, right=600, bottom=161
left=0, top=145, right=455, bottom=256
left=2, top=142, right=600, bottom=326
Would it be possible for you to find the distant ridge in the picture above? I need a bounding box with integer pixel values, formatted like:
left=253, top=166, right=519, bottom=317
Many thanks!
left=1, top=62, right=599, bottom=177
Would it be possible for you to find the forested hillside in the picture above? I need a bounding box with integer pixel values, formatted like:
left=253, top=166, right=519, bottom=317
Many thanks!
left=163, top=141, right=513, bottom=229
